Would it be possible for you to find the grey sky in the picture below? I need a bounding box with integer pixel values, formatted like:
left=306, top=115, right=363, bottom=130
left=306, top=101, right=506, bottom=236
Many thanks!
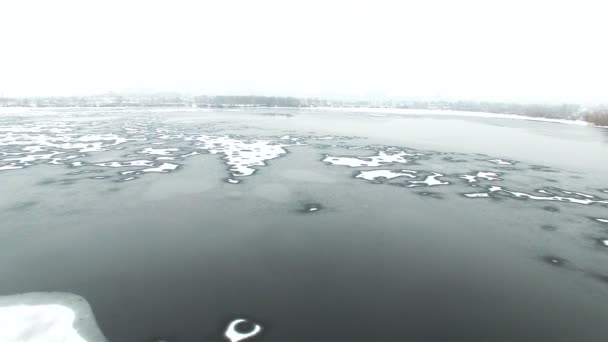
left=0, top=0, right=606, bottom=103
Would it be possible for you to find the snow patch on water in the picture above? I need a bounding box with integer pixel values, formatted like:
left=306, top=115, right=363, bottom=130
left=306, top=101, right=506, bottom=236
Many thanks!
left=488, top=159, right=513, bottom=165
left=94, top=160, right=154, bottom=168
left=460, top=171, right=500, bottom=183
left=0, top=292, right=106, bottom=342
left=139, top=147, right=179, bottom=156
left=0, top=164, right=23, bottom=171
left=193, top=135, right=289, bottom=177
left=464, top=192, right=491, bottom=198
left=356, top=169, right=417, bottom=181
left=141, top=163, right=179, bottom=173
left=323, top=151, right=412, bottom=167
left=408, top=172, right=449, bottom=187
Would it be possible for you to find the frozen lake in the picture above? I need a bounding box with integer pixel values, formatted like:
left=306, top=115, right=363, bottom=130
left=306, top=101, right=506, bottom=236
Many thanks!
left=1, top=107, right=608, bottom=341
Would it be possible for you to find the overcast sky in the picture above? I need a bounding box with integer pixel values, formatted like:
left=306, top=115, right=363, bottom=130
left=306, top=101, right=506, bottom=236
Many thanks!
left=0, top=0, right=606, bottom=103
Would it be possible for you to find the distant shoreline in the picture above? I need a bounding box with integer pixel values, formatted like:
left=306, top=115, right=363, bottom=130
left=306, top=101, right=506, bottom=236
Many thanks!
left=2, top=105, right=602, bottom=127
left=315, top=107, right=592, bottom=126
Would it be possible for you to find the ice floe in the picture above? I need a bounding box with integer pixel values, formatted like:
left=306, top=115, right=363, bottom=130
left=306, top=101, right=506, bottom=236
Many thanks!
left=139, top=147, right=179, bottom=156
left=0, top=292, right=106, bottom=342
left=141, top=163, right=179, bottom=173
left=464, top=186, right=608, bottom=205
left=94, top=160, right=154, bottom=168
left=0, top=164, right=23, bottom=171
left=488, top=159, right=513, bottom=165
left=224, top=319, right=262, bottom=342
left=464, top=192, right=491, bottom=198
left=460, top=172, right=500, bottom=183
left=193, top=135, right=289, bottom=177
left=356, top=169, right=417, bottom=181
left=323, top=151, right=412, bottom=167
left=408, top=172, right=449, bottom=187
left=597, top=218, right=608, bottom=223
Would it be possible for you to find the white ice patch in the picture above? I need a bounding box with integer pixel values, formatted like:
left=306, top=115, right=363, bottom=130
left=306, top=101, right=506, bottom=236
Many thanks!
left=464, top=192, right=491, bottom=198
left=323, top=151, right=412, bottom=167
left=506, top=190, right=608, bottom=205
left=180, top=151, right=200, bottom=158
left=193, top=135, right=288, bottom=177
left=602, top=240, right=608, bottom=247
left=0, top=292, right=106, bottom=342
left=94, top=160, right=154, bottom=168
left=460, top=172, right=500, bottom=183
left=597, top=218, right=608, bottom=223
left=224, top=319, right=262, bottom=342
left=560, top=190, right=596, bottom=199
left=227, top=178, right=240, bottom=184
left=141, top=163, right=179, bottom=173
left=139, top=148, right=179, bottom=156
left=464, top=186, right=608, bottom=205
left=488, top=159, right=513, bottom=165
left=356, top=169, right=417, bottom=181
left=408, top=172, right=449, bottom=187
left=0, top=164, right=23, bottom=171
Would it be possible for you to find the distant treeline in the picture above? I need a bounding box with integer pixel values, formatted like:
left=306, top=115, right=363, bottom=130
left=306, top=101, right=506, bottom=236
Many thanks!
left=194, top=95, right=302, bottom=107
left=584, top=108, right=608, bottom=126
left=395, top=101, right=582, bottom=119
left=1, top=94, right=607, bottom=126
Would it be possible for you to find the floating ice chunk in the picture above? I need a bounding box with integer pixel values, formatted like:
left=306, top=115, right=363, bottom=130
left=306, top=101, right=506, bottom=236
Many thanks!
left=180, top=151, right=200, bottom=158
left=4, top=151, right=63, bottom=164
left=356, top=169, right=417, bottom=181
left=224, top=319, right=262, bottom=342
left=194, top=135, right=288, bottom=177
left=597, top=218, right=608, bottom=223
left=140, top=148, right=179, bottom=156
left=0, top=164, right=23, bottom=171
left=94, top=160, right=154, bottom=168
left=0, top=292, right=106, bottom=342
left=488, top=159, right=513, bottom=165
left=71, top=162, right=84, bottom=167
left=460, top=172, right=500, bottom=183
left=141, top=163, right=179, bottom=173
left=227, top=178, right=240, bottom=184
left=506, top=191, right=608, bottom=205
left=408, top=172, right=449, bottom=187
left=602, top=240, right=608, bottom=247
left=323, top=151, right=411, bottom=167
left=560, top=190, right=595, bottom=199
left=464, top=193, right=491, bottom=198
left=122, top=177, right=135, bottom=181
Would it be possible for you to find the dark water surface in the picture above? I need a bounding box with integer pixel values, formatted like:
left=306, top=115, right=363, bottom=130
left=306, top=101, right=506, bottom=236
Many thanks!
left=1, top=108, right=608, bottom=341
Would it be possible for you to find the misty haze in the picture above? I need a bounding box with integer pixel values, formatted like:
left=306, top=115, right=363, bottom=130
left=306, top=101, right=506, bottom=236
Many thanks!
left=1, top=1, right=608, bottom=342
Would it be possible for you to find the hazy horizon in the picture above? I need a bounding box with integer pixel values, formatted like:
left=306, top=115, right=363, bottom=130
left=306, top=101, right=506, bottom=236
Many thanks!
left=1, top=0, right=606, bottom=104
